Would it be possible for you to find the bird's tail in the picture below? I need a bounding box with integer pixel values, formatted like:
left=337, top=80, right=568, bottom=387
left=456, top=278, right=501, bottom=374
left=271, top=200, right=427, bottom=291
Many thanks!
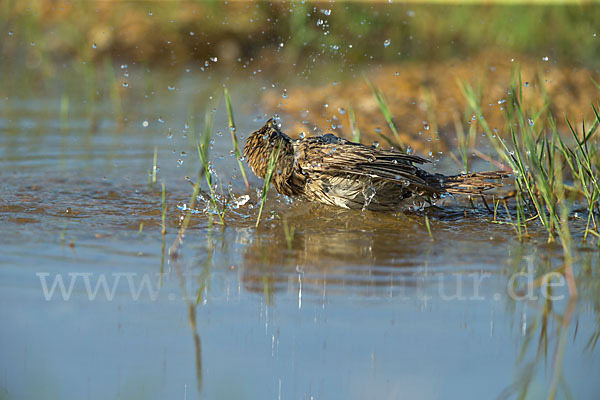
left=441, top=171, right=510, bottom=195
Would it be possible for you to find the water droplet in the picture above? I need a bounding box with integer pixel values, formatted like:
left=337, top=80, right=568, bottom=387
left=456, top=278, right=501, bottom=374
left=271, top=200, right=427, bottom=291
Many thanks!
left=8, top=31, right=13, bottom=36
left=528, top=118, right=534, bottom=126
left=299, top=132, right=306, bottom=139
left=524, top=82, right=529, bottom=87
left=282, top=89, right=287, bottom=98
left=148, top=11, right=153, bottom=16
left=121, top=64, right=128, bottom=69
left=30, top=41, right=35, bottom=46
left=177, top=159, right=183, bottom=166
left=190, top=31, right=195, bottom=36
left=210, top=56, right=218, bottom=62
left=372, top=141, right=380, bottom=149
left=542, top=56, right=549, bottom=62
left=158, top=117, right=164, bottom=123
left=167, top=130, right=173, bottom=139
left=321, top=9, right=331, bottom=16
left=168, top=85, right=175, bottom=91
left=407, top=10, right=415, bottom=17
left=92, top=43, right=97, bottom=49
left=338, top=107, right=346, bottom=115
left=180, top=151, right=187, bottom=157
left=384, top=39, right=391, bottom=48
left=122, top=82, right=128, bottom=88
left=142, top=120, right=149, bottom=127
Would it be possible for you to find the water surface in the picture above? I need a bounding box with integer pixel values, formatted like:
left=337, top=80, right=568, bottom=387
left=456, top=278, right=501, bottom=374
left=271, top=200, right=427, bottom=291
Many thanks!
left=1, top=71, right=599, bottom=400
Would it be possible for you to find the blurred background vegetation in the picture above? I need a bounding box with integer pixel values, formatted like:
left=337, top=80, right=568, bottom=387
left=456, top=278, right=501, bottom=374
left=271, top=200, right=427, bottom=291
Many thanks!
left=2, top=1, right=599, bottom=77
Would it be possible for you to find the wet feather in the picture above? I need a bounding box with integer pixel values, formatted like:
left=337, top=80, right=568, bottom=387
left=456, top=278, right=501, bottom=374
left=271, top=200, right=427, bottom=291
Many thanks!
left=244, top=118, right=508, bottom=211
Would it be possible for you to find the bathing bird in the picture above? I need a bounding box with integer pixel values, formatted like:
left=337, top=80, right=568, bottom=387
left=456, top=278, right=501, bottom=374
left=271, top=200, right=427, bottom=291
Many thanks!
left=243, top=118, right=507, bottom=211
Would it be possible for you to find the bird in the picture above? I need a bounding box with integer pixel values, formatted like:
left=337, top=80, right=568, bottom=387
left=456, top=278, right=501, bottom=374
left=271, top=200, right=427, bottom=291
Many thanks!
left=243, top=118, right=508, bottom=211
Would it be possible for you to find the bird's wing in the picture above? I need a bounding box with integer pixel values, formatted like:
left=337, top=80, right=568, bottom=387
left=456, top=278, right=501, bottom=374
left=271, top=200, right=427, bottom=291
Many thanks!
left=295, top=136, right=435, bottom=189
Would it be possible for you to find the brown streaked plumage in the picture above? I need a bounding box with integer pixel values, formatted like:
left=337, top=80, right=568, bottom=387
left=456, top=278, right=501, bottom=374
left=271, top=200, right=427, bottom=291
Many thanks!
left=243, top=118, right=508, bottom=211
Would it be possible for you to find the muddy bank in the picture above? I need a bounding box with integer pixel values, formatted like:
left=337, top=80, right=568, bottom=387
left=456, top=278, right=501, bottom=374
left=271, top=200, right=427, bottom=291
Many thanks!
left=262, top=51, right=600, bottom=154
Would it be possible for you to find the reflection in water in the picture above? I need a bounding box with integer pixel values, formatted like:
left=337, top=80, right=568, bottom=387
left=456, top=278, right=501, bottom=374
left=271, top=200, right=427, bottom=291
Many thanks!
left=499, top=298, right=579, bottom=400
left=241, top=205, right=426, bottom=298
left=171, top=235, right=216, bottom=399
left=231, top=201, right=599, bottom=399
left=238, top=199, right=514, bottom=299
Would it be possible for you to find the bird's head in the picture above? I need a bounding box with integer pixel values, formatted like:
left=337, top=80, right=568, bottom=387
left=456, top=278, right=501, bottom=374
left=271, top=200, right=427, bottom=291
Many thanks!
left=244, top=118, right=293, bottom=179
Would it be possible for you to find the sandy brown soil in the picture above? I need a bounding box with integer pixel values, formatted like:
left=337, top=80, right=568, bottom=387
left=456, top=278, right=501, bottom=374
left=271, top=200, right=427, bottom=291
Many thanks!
left=261, top=51, right=600, bottom=154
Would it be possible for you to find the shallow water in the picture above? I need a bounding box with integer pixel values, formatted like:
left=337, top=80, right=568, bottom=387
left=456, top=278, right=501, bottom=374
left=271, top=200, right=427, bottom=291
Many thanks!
left=1, top=71, right=599, bottom=400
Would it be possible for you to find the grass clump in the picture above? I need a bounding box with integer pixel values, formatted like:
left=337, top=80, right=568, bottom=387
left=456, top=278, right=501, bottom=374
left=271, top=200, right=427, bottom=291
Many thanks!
left=460, top=67, right=600, bottom=297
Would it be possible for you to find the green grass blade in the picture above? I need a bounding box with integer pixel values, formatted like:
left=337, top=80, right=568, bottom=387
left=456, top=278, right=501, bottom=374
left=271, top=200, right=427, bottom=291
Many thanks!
left=224, top=87, right=250, bottom=191
left=256, top=140, right=283, bottom=228
left=363, top=75, right=405, bottom=151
